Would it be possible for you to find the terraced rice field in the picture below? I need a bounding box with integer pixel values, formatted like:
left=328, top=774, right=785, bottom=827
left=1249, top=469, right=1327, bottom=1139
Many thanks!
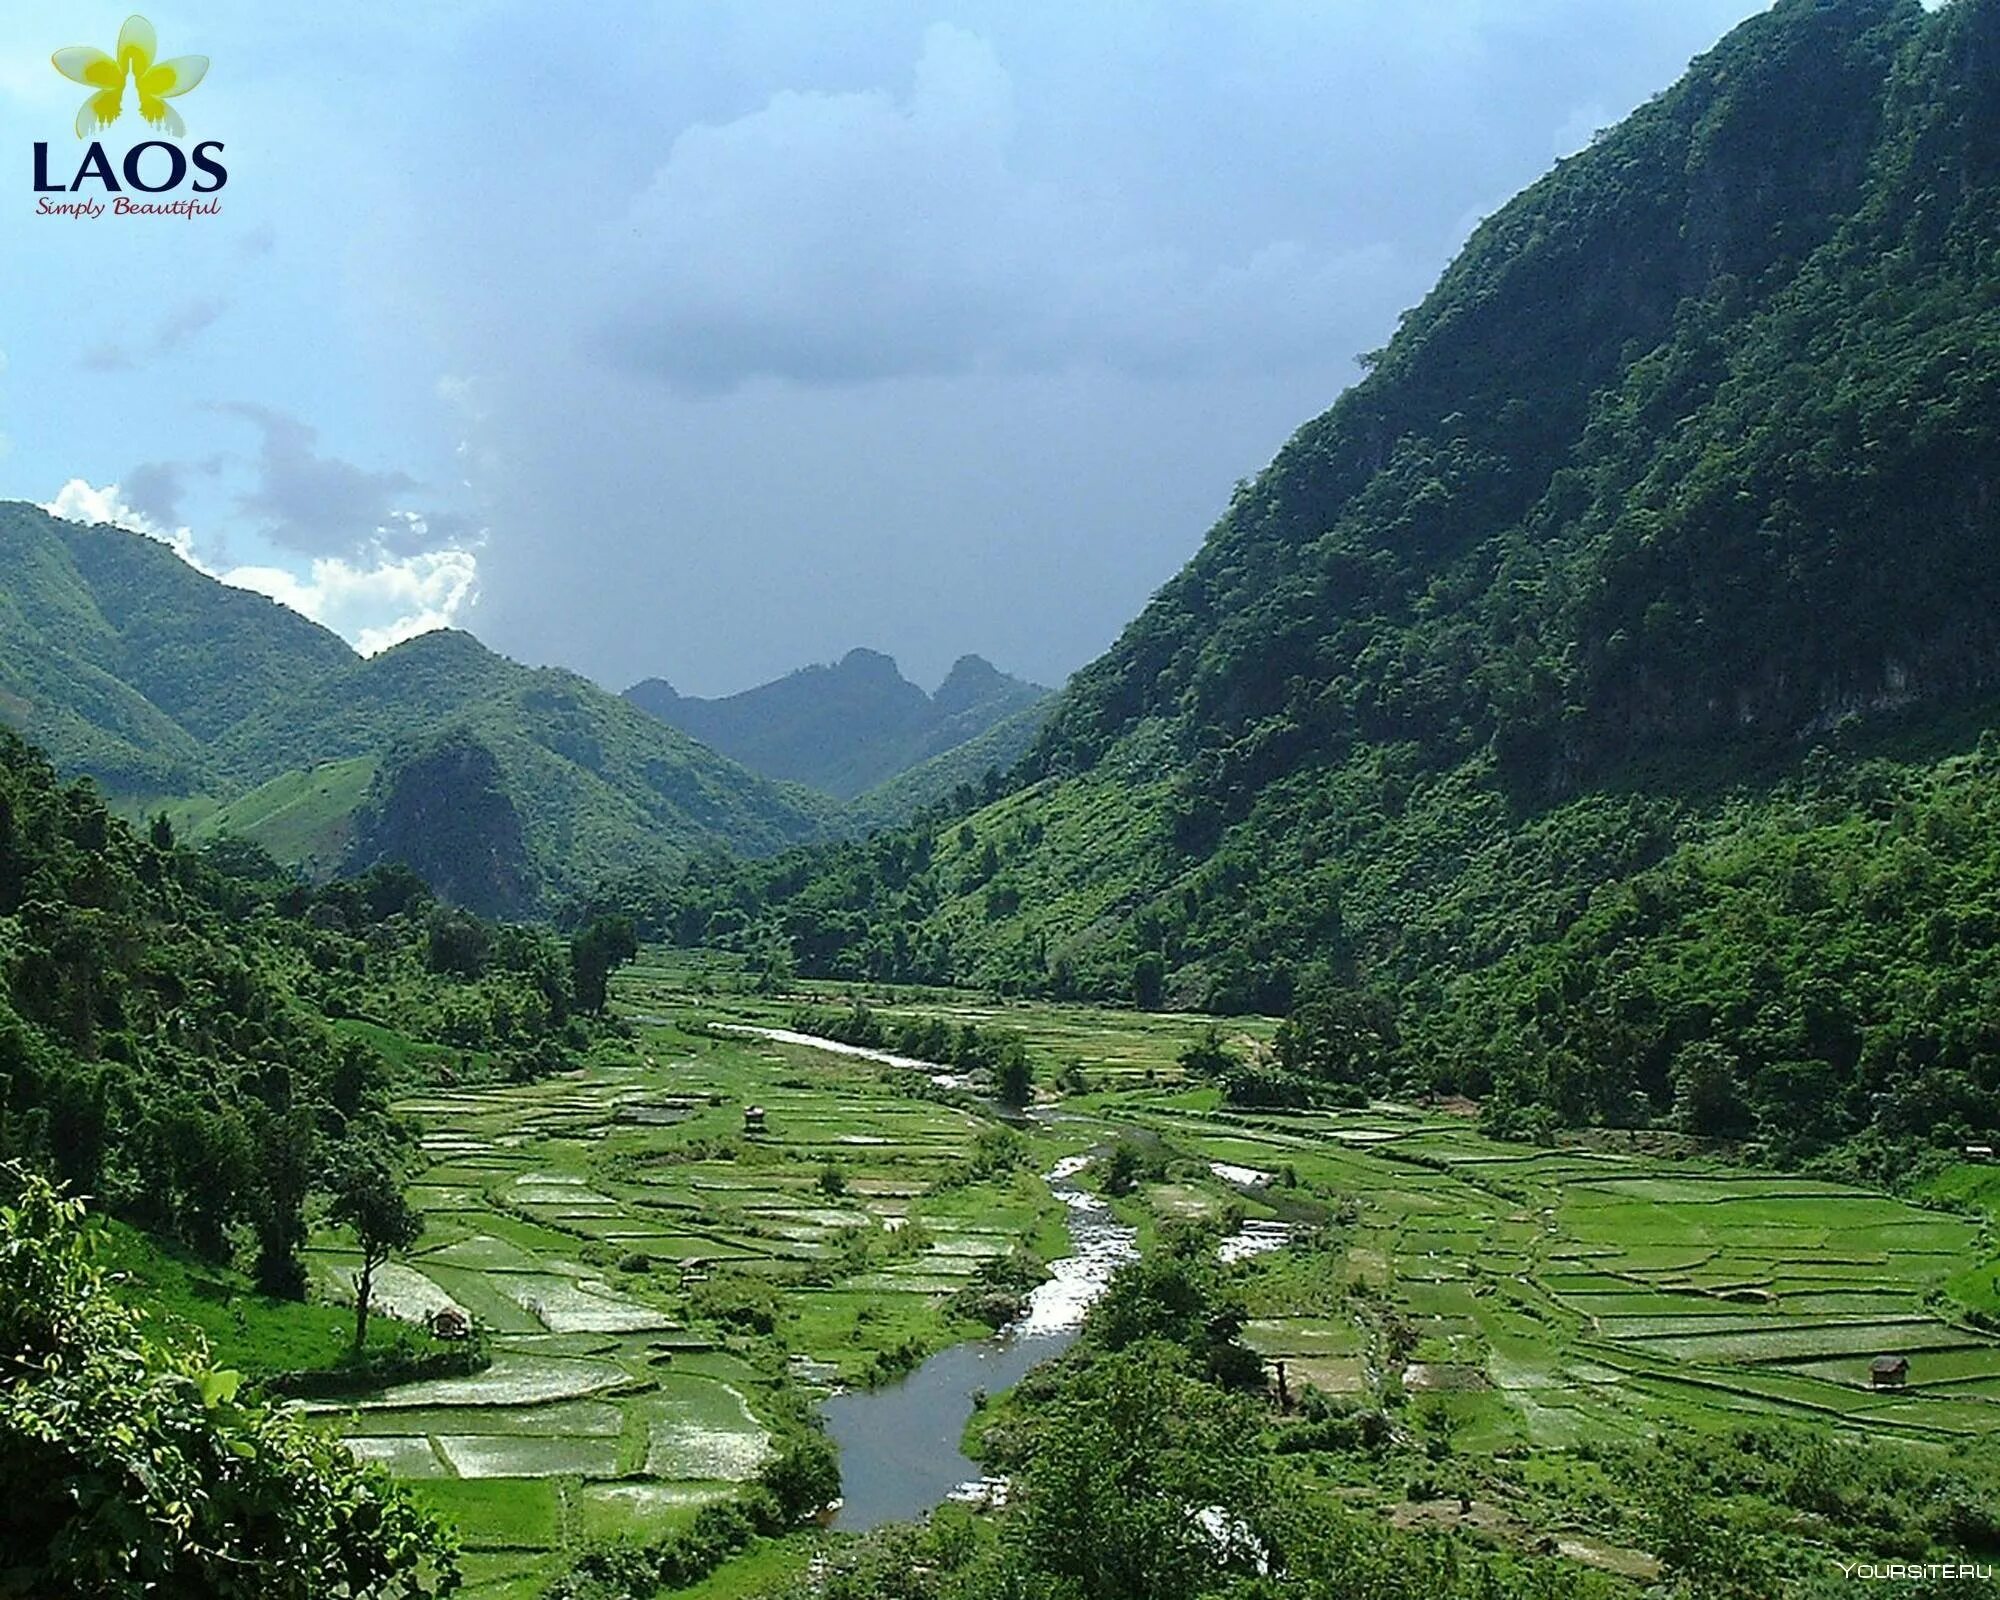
left=316, top=958, right=1998, bottom=1593
left=1107, top=1094, right=2000, bottom=1447
left=307, top=1012, right=1076, bottom=1597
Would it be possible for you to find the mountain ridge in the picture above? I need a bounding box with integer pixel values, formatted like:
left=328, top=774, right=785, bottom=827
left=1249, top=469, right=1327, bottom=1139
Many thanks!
left=0, top=506, right=837, bottom=906
left=625, top=645, right=1049, bottom=800
left=0, top=504, right=355, bottom=794
left=613, top=0, right=2000, bottom=1160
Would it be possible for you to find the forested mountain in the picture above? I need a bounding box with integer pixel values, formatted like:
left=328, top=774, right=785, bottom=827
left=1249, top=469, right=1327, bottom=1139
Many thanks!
left=0, top=506, right=835, bottom=907
left=843, top=697, right=1055, bottom=832
left=207, top=629, right=838, bottom=908
left=625, top=647, right=1049, bottom=800
left=616, top=0, right=2000, bottom=1160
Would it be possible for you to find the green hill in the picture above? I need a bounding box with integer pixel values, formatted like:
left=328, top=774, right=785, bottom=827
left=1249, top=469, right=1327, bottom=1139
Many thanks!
left=621, top=0, right=2000, bottom=1161
left=209, top=631, right=838, bottom=903
left=162, top=757, right=378, bottom=881
left=0, top=506, right=835, bottom=907
left=0, top=726, right=601, bottom=1281
left=0, top=503, right=354, bottom=795
left=842, top=696, right=1055, bottom=832
left=626, top=648, right=1048, bottom=800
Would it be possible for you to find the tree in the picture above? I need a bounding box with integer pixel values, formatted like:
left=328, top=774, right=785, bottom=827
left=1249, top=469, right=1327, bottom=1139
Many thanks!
left=1132, top=951, right=1166, bottom=1011
left=1009, top=1350, right=1272, bottom=1600
left=757, top=1431, right=841, bottom=1524
left=1178, top=1025, right=1239, bottom=1079
left=327, top=1150, right=423, bottom=1354
left=1274, top=980, right=1399, bottom=1092
left=1088, top=1231, right=1264, bottom=1391
left=994, top=1033, right=1034, bottom=1108
left=1646, top=1442, right=1773, bottom=1598
left=1102, top=1138, right=1164, bottom=1197
left=0, top=1167, right=458, bottom=1598
left=250, top=1101, right=316, bottom=1300
left=424, top=907, right=491, bottom=978
left=570, top=915, right=639, bottom=1014
left=1670, top=1041, right=1752, bottom=1139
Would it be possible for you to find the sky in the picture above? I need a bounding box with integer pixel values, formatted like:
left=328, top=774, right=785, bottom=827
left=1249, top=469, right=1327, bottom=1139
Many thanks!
left=2, top=0, right=1780, bottom=697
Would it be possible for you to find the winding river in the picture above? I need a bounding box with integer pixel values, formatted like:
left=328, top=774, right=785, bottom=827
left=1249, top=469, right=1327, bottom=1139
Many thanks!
left=821, top=1152, right=1137, bottom=1530
left=716, top=1022, right=1293, bottom=1530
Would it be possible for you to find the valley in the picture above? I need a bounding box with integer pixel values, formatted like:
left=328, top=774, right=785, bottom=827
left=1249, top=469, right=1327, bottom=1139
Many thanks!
left=10, top=2, right=2000, bottom=1593
left=291, top=953, right=2000, bottom=1597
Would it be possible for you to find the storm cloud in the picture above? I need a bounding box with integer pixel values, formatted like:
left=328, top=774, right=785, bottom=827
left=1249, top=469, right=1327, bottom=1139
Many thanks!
left=601, top=25, right=1401, bottom=393
left=4, top=0, right=1777, bottom=698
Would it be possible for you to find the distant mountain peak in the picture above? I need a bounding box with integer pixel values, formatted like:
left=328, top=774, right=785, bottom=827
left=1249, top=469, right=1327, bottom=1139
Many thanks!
left=626, top=675, right=680, bottom=706
left=938, top=653, right=1001, bottom=689
left=623, top=645, right=1050, bottom=799
left=835, top=646, right=903, bottom=676
left=376, top=627, right=494, bottom=663
left=933, top=653, right=1044, bottom=720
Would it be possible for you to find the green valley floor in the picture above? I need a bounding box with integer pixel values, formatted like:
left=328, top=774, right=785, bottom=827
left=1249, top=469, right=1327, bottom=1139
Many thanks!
left=283, top=952, right=2000, bottom=1595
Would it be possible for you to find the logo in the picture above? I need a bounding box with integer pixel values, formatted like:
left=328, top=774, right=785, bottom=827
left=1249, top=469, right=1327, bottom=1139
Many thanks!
left=54, top=15, right=207, bottom=139
left=1833, top=1561, right=1997, bottom=1582
left=32, top=13, right=226, bottom=219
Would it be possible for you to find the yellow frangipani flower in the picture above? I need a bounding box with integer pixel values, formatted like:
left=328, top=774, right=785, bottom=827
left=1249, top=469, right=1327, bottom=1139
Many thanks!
left=52, top=15, right=208, bottom=140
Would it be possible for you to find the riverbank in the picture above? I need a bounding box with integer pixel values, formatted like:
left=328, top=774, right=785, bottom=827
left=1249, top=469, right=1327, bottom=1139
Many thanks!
left=308, top=995, right=1086, bottom=1596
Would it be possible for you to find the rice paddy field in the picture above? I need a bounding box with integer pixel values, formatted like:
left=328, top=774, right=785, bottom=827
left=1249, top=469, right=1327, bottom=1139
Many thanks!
left=304, top=974, right=1085, bottom=1596
left=301, top=950, right=2000, bottom=1594
left=1098, top=1093, right=2000, bottom=1446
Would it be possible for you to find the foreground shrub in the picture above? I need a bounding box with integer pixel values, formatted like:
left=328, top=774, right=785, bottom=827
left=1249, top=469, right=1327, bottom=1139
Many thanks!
left=0, top=1166, right=458, bottom=1598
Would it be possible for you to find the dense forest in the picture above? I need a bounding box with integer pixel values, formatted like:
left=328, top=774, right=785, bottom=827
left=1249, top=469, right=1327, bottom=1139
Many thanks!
left=0, top=721, right=657, bottom=1591
left=590, top=0, right=2000, bottom=1163
left=0, top=727, right=613, bottom=1295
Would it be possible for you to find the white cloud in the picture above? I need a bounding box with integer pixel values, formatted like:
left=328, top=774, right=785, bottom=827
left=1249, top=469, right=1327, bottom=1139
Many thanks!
left=43, top=477, right=200, bottom=561
left=223, top=547, right=480, bottom=655
left=42, top=477, right=479, bottom=656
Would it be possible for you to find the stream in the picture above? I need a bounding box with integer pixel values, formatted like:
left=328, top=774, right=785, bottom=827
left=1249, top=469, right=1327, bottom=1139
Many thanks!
left=720, top=1021, right=1295, bottom=1530
left=821, top=1153, right=1137, bottom=1530
left=712, top=1022, right=976, bottom=1086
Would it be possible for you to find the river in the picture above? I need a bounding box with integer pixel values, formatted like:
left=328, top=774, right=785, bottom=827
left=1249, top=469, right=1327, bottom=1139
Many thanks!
left=821, top=1152, right=1137, bottom=1529
left=717, top=1021, right=1294, bottom=1531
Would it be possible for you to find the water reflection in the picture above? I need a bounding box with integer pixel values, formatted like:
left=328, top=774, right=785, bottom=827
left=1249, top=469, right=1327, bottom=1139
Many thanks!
left=821, top=1154, right=1136, bottom=1531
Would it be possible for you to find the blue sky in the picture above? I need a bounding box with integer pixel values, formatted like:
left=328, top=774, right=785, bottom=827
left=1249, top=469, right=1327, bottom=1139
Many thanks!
left=3, top=0, right=1778, bottom=692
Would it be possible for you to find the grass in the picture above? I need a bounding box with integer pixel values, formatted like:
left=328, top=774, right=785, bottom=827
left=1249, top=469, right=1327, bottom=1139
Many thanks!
left=170, top=755, right=377, bottom=876
left=96, top=1220, right=450, bottom=1378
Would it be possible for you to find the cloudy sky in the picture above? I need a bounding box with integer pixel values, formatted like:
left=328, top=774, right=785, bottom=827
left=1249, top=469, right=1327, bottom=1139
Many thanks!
left=3, top=0, right=1775, bottom=695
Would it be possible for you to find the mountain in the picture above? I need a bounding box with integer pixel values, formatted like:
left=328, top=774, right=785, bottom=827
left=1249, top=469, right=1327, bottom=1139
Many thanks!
left=0, top=503, right=354, bottom=796
left=624, top=0, right=2000, bottom=1160
left=625, top=647, right=1049, bottom=800
left=0, top=725, right=597, bottom=1275
left=843, top=697, right=1055, bottom=832
left=0, top=505, right=835, bottom=907
left=216, top=630, right=839, bottom=910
